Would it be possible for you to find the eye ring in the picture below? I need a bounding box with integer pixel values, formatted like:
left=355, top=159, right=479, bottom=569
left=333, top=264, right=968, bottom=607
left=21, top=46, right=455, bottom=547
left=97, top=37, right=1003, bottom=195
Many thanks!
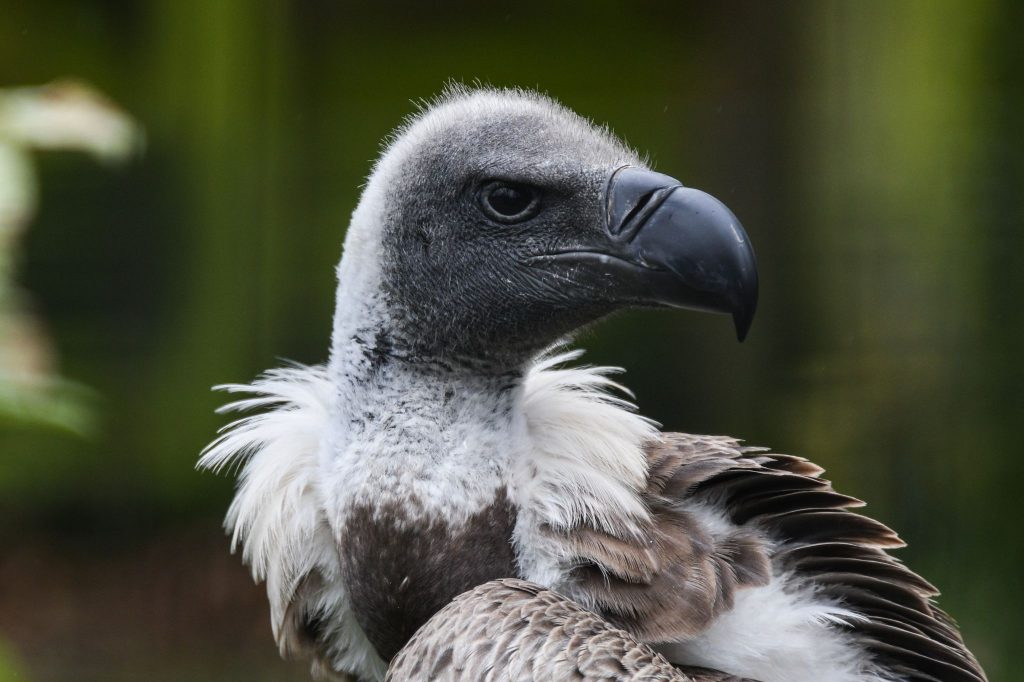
left=478, top=181, right=542, bottom=223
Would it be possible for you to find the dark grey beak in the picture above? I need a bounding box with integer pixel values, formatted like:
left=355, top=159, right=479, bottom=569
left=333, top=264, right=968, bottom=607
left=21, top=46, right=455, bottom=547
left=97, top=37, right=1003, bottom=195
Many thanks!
left=604, top=166, right=759, bottom=341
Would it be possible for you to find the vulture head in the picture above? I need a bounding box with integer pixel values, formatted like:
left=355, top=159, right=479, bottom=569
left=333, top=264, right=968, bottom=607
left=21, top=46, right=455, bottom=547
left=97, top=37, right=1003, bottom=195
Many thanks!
left=335, top=87, right=758, bottom=366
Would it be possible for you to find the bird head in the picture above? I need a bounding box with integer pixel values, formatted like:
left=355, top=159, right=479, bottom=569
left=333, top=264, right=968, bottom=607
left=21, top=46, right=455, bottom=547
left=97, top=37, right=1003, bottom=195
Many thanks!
left=335, top=87, right=757, bottom=367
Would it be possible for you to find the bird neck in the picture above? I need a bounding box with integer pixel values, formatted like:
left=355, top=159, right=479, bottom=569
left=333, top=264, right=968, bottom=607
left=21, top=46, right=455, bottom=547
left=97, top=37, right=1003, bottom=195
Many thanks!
left=329, top=289, right=530, bottom=393
left=326, top=306, right=531, bottom=519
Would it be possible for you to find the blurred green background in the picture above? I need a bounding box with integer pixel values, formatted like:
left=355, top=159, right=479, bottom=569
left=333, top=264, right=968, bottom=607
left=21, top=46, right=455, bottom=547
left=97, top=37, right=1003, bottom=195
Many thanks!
left=1, top=1, right=1020, bottom=680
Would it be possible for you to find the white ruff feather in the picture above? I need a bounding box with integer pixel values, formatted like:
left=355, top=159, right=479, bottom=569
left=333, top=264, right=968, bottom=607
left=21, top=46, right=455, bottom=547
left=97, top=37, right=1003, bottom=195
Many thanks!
left=198, top=349, right=657, bottom=680
left=198, top=365, right=386, bottom=681
left=512, top=348, right=661, bottom=586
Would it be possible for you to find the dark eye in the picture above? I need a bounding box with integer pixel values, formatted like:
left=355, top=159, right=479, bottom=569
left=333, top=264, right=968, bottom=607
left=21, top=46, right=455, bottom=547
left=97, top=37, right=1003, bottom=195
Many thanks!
left=479, top=181, right=542, bottom=223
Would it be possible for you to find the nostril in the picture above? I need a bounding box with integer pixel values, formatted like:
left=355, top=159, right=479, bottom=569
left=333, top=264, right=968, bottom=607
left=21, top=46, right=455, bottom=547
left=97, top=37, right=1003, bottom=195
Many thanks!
left=610, top=185, right=682, bottom=244
left=614, top=189, right=658, bottom=236
left=605, top=166, right=686, bottom=242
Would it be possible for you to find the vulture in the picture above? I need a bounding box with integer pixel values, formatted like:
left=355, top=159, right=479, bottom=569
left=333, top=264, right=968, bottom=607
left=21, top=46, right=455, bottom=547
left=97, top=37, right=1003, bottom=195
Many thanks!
left=199, top=87, right=986, bottom=682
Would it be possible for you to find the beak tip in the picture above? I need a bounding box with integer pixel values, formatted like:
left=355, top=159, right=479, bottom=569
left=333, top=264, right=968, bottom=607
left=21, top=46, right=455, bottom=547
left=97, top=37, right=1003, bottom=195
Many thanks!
left=734, top=314, right=751, bottom=342
left=733, top=257, right=759, bottom=343
left=732, top=298, right=757, bottom=342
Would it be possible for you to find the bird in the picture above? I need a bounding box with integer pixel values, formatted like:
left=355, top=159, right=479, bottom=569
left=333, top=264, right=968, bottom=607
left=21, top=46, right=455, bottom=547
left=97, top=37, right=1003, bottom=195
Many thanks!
left=386, top=578, right=745, bottom=682
left=199, top=86, right=986, bottom=682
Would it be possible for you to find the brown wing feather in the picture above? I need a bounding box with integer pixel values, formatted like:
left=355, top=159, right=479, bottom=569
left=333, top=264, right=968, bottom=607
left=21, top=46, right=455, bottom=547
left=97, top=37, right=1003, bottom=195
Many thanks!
left=682, top=434, right=986, bottom=681
left=386, top=579, right=747, bottom=681
left=553, top=433, right=986, bottom=682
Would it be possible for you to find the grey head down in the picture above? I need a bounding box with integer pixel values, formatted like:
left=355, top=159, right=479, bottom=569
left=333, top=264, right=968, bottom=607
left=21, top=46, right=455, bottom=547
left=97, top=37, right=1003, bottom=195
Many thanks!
left=201, top=86, right=986, bottom=682
left=350, top=91, right=641, bottom=362
left=335, top=86, right=755, bottom=368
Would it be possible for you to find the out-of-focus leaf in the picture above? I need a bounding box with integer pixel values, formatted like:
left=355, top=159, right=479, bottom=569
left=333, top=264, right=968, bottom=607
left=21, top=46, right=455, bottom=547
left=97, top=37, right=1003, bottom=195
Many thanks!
left=0, top=80, right=141, bottom=436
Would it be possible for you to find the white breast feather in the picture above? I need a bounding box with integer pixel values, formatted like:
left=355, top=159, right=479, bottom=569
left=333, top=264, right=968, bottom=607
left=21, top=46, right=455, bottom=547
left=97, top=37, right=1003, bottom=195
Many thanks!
left=659, top=575, right=895, bottom=682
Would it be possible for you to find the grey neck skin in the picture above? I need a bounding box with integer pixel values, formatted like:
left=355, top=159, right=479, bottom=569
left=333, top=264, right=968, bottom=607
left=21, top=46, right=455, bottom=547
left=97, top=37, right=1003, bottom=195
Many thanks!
left=336, top=318, right=532, bottom=381
left=329, top=290, right=528, bottom=402
left=332, top=323, right=526, bottom=427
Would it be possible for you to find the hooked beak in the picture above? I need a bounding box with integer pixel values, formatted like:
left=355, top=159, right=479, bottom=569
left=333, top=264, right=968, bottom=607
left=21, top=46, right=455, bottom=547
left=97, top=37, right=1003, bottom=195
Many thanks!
left=524, top=166, right=758, bottom=341
left=603, top=166, right=759, bottom=341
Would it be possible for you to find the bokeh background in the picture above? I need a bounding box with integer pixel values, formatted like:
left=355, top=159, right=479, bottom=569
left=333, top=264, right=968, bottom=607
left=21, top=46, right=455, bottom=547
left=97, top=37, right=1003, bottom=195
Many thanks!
left=1, top=1, right=1021, bottom=680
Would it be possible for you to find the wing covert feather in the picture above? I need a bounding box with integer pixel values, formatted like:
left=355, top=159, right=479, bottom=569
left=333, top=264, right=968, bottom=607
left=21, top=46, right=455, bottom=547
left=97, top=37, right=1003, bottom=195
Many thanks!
left=386, top=579, right=749, bottom=681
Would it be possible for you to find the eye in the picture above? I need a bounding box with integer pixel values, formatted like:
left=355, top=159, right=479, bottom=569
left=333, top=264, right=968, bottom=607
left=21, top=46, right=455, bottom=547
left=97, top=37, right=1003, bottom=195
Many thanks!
left=478, top=181, right=542, bottom=223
